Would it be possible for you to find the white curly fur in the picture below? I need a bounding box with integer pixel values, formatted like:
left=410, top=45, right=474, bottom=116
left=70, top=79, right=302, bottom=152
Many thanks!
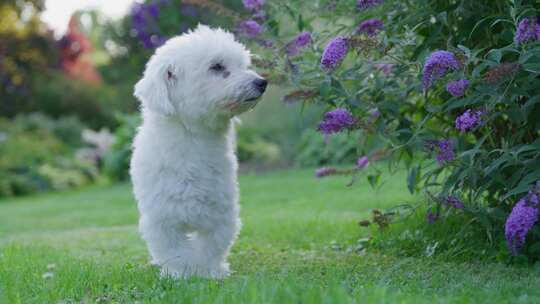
left=130, top=25, right=266, bottom=279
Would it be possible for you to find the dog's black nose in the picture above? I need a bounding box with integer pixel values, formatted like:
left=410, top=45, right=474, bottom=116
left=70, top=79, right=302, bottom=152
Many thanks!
left=253, top=78, right=268, bottom=93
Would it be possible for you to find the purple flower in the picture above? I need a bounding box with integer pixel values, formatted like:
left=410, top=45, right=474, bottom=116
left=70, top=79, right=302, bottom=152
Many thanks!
left=455, top=109, right=483, bottom=132
left=294, top=32, right=312, bottom=48
left=357, top=0, right=383, bottom=10
left=422, top=50, right=461, bottom=89
left=130, top=2, right=166, bottom=49
left=444, top=196, right=465, bottom=209
left=242, top=0, right=264, bottom=11
left=356, top=156, right=370, bottom=169
left=260, top=40, right=274, bottom=48
left=374, top=63, right=393, bottom=76
left=316, top=167, right=337, bottom=178
left=426, top=139, right=455, bottom=165
left=505, top=191, right=540, bottom=255
left=515, top=17, right=540, bottom=45
left=286, top=32, right=312, bottom=56
left=426, top=211, right=438, bottom=224
left=435, top=140, right=454, bottom=164
left=369, top=108, right=381, bottom=121
left=240, top=20, right=262, bottom=38
left=252, top=10, right=266, bottom=23
left=317, top=108, right=356, bottom=135
left=446, top=79, right=469, bottom=97
left=356, top=19, right=384, bottom=37
left=321, top=36, right=349, bottom=70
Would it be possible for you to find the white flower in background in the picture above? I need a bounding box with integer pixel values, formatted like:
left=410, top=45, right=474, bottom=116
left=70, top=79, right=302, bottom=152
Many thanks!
left=76, top=128, right=115, bottom=166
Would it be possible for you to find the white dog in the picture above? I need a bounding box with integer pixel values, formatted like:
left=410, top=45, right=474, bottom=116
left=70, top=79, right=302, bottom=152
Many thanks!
left=130, top=25, right=267, bottom=279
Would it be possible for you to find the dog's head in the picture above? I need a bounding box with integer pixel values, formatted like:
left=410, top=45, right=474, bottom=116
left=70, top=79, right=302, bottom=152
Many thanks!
left=134, top=25, right=267, bottom=123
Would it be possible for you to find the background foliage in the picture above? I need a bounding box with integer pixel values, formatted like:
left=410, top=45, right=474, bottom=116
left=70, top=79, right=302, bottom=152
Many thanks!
left=238, top=0, right=540, bottom=260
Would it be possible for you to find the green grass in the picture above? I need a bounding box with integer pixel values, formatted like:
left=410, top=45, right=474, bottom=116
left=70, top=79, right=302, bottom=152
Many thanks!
left=1, top=169, right=540, bottom=303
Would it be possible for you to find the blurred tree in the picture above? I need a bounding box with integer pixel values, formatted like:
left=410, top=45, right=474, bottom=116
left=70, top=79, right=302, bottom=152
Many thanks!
left=59, top=16, right=102, bottom=85
left=0, top=0, right=59, bottom=116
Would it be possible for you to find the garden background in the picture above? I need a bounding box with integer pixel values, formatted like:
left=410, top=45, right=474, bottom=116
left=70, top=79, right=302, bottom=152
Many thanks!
left=1, top=0, right=540, bottom=303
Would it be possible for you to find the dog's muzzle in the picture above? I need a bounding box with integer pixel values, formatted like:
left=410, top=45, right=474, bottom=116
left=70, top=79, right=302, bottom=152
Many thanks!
left=253, top=78, right=268, bottom=94
left=245, top=78, right=267, bottom=101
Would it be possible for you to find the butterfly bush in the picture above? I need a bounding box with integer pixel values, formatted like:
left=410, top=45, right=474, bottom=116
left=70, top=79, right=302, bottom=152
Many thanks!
left=444, top=196, right=465, bottom=210
left=240, top=20, right=262, bottom=38
left=131, top=2, right=167, bottom=49
left=317, top=108, right=356, bottom=135
left=356, top=156, right=370, bottom=169
left=455, top=109, right=482, bottom=132
left=446, top=79, right=469, bottom=97
left=321, top=37, right=349, bottom=70
left=505, top=191, right=540, bottom=255
left=356, top=19, right=384, bottom=37
left=242, top=0, right=540, bottom=260
left=286, top=32, right=312, bottom=56
left=426, top=140, right=455, bottom=165
left=514, top=17, right=540, bottom=45
left=242, top=0, right=264, bottom=11
left=315, top=167, right=337, bottom=178
left=422, top=51, right=461, bottom=89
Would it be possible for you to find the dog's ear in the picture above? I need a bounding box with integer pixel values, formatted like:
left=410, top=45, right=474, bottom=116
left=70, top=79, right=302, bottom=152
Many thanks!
left=134, top=60, right=178, bottom=115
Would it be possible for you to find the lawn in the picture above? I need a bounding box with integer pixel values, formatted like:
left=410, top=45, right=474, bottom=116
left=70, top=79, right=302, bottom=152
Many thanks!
left=1, top=169, right=540, bottom=303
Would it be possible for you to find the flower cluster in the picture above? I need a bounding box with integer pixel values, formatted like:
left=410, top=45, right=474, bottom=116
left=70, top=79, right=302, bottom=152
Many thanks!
left=286, top=32, right=312, bottom=56
left=505, top=191, right=540, bottom=255
left=374, top=63, right=393, bottom=76
left=356, top=156, right=369, bottom=169
left=240, top=20, right=262, bottom=38
left=369, top=108, right=381, bottom=120
left=321, top=37, right=349, bottom=70
left=317, top=108, right=356, bottom=135
left=455, top=109, right=483, bottom=132
left=446, top=79, right=469, bottom=97
left=422, top=50, right=461, bottom=89
left=242, top=0, right=265, bottom=11
left=131, top=2, right=167, bottom=49
left=444, top=196, right=465, bottom=209
left=315, top=167, right=337, bottom=178
left=356, top=19, right=384, bottom=37
left=426, top=211, right=438, bottom=224
left=357, top=0, right=383, bottom=10
left=426, top=139, right=455, bottom=165
left=515, top=17, right=540, bottom=45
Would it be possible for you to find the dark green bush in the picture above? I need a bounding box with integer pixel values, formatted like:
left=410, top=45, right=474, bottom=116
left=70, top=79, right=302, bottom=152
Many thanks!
left=30, top=72, right=128, bottom=128
left=295, top=129, right=358, bottom=167
left=237, top=128, right=281, bottom=164
left=0, top=114, right=98, bottom=198
left=103, top=113, right=141, bottom=181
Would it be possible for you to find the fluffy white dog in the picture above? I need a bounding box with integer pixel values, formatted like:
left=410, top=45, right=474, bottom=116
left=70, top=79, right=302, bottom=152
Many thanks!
left=130, top=25, right=267, bottom=279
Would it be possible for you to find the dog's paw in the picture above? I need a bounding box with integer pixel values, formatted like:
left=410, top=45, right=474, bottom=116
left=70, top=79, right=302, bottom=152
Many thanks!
left=207, top=262, right=231, bottom=279
left=159, top=262, right=231, bottom=280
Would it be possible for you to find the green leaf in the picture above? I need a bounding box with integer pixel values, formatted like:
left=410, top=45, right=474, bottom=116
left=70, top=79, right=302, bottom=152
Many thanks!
left=367, top=173, right=381, bottom=189
left=407, top=165, right=420, bottom=194
left=486, top=48, right=502, bottom=63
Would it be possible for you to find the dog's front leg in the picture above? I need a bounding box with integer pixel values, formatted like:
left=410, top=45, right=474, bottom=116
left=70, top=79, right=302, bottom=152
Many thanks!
left=193, top=217, right=241, bottom=278
left=139, top=216, right=197, bottom=278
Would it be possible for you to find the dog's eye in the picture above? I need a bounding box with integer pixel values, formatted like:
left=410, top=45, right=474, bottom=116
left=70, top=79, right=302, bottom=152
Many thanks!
left=210, top=63, right=225, bottom=72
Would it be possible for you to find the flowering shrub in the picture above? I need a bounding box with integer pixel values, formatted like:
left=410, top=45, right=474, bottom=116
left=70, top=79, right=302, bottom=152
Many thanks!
left=234, top=0, right=540, bottom=260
